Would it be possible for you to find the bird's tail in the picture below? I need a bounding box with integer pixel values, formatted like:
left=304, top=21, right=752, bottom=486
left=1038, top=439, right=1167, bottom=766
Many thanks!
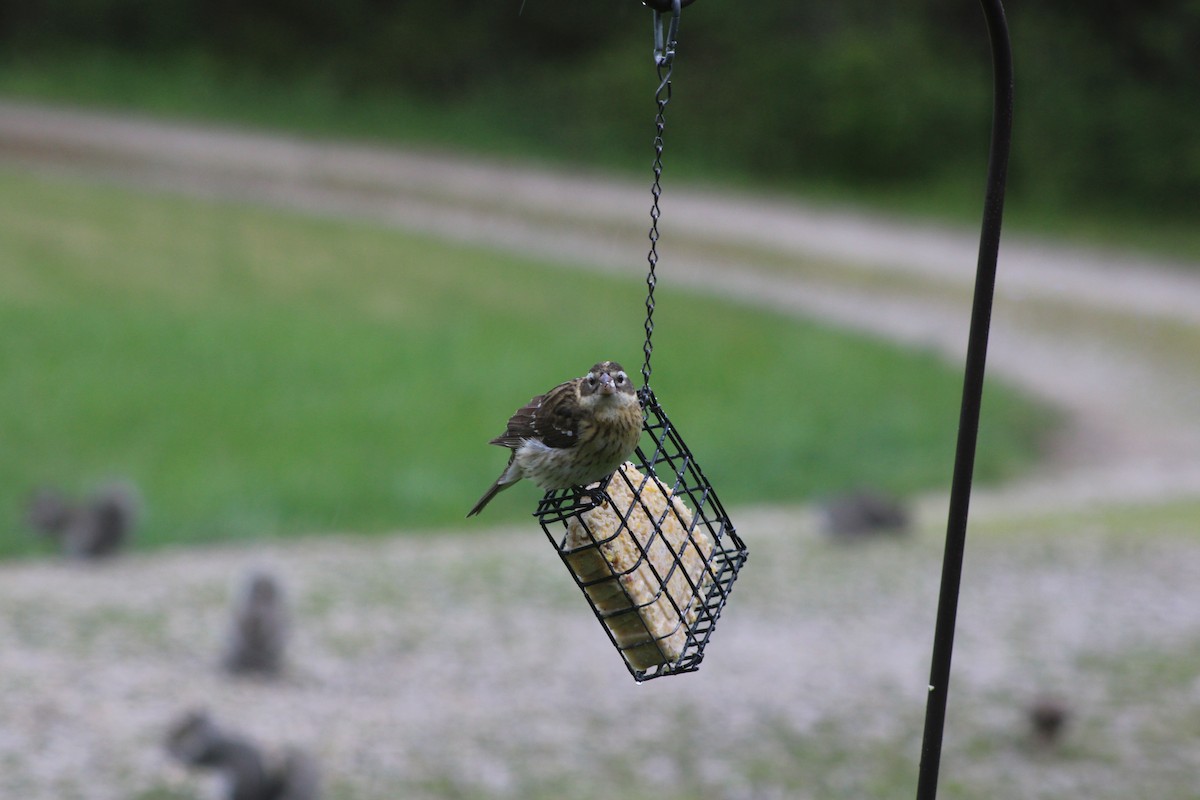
left=467, top=479, right=512, bottom=518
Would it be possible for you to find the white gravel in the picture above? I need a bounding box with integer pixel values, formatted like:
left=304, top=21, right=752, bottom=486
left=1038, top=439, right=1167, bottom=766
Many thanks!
left=3, top=510, right=1200, bottom=799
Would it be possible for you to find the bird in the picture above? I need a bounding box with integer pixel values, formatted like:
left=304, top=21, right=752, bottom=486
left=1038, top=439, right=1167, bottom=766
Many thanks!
left=222, top=570, right=290, bottom=678
left=468, top=360, right=643, bottom=517
left=818, top=488, right=910, bottom=539
left=165, top=709, right=320, bottom=800
left=25, top=482, right=140, bottom=559
left=1027, top=695, right=1071, bottom=748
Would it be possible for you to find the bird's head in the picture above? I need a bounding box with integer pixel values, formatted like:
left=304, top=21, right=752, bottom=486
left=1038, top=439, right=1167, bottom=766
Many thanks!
left=581, top=361, right=635, bottom=400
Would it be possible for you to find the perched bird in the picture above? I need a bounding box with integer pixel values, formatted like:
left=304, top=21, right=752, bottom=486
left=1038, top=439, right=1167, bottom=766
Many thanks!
left=468, top=360, right=643, bottom=517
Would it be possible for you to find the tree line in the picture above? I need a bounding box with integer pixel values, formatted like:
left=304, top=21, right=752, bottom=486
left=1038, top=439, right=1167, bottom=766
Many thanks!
left=3, top=0, right=1196, bottom=218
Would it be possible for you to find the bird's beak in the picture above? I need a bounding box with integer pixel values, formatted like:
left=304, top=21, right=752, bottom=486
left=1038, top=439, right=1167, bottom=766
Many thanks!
left=598, top=373, right=616, bottom=395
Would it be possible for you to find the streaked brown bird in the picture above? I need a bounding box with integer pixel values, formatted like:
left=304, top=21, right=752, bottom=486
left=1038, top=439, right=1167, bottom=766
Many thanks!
left=468, top=361, right=643, bottom=517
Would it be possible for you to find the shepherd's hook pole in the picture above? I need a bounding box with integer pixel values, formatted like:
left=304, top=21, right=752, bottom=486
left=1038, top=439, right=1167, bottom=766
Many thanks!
left=914, top=1, right=1013, bottom=798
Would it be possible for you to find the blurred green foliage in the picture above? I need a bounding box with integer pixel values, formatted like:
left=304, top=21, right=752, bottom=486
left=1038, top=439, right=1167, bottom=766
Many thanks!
left=3, top=0, right=1198, bottom=222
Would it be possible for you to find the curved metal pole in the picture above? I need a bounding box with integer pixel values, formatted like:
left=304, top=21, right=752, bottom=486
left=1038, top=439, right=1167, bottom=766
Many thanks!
left=915, top=1, right=1013, bottom=798
left=642, top=0, right=695, bottom=10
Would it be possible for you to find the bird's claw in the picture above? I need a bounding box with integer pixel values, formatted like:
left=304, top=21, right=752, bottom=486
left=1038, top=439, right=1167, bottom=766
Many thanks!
left=569, top=485, right=607, bottom=511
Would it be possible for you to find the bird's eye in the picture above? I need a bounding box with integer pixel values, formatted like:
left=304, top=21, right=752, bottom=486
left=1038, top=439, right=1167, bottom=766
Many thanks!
left=586, top=374, right=597, bottom=386
left=615, top=372, right=627, bottom=385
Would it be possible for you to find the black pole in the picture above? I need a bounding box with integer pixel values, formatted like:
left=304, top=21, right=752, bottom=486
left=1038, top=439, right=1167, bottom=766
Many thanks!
left=914, top=1, right=1013, bottom=798
left=642, top=0, right=695, bottom=10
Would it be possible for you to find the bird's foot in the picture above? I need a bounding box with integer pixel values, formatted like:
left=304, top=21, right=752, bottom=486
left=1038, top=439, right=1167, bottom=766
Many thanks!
left=569, top=485, right=608, bottom=511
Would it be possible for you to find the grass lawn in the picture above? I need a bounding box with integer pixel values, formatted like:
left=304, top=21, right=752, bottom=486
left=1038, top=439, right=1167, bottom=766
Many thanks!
left=0, top=167, right=1053, bottom=556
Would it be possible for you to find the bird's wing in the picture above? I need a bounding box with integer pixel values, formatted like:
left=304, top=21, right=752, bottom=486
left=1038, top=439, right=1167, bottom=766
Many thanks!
left=489, top=380, right=581, bottom=450
left=489, top=394, right=543, bottom=448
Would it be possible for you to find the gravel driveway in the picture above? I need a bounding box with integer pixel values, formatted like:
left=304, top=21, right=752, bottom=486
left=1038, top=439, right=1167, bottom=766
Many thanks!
left=3, top=510, right=1199, bottom=799
left=2, top=101, right=1200, bottom=799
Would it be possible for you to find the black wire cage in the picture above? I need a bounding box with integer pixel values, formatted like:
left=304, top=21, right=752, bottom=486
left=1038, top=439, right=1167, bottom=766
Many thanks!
left=536, top=388, right=748, bottom=682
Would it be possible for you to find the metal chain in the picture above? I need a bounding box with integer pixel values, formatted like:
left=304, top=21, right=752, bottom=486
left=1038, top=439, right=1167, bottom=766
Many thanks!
left=643, top=0, right=680, bottom=392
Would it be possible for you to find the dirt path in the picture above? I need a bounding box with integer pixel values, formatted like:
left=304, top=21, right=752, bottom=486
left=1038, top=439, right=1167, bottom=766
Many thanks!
left=5, top=99, right=1200, bottom=514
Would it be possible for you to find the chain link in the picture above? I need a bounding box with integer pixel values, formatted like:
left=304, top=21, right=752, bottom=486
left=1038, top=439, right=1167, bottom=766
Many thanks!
left=648, top=10, right=676, bottom=393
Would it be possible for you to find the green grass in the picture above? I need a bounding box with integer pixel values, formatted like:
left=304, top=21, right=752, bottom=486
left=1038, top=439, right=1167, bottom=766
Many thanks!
left=971, top=497, right=1200, bottom=544
left=0, top=166, right=1053, bottom=556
